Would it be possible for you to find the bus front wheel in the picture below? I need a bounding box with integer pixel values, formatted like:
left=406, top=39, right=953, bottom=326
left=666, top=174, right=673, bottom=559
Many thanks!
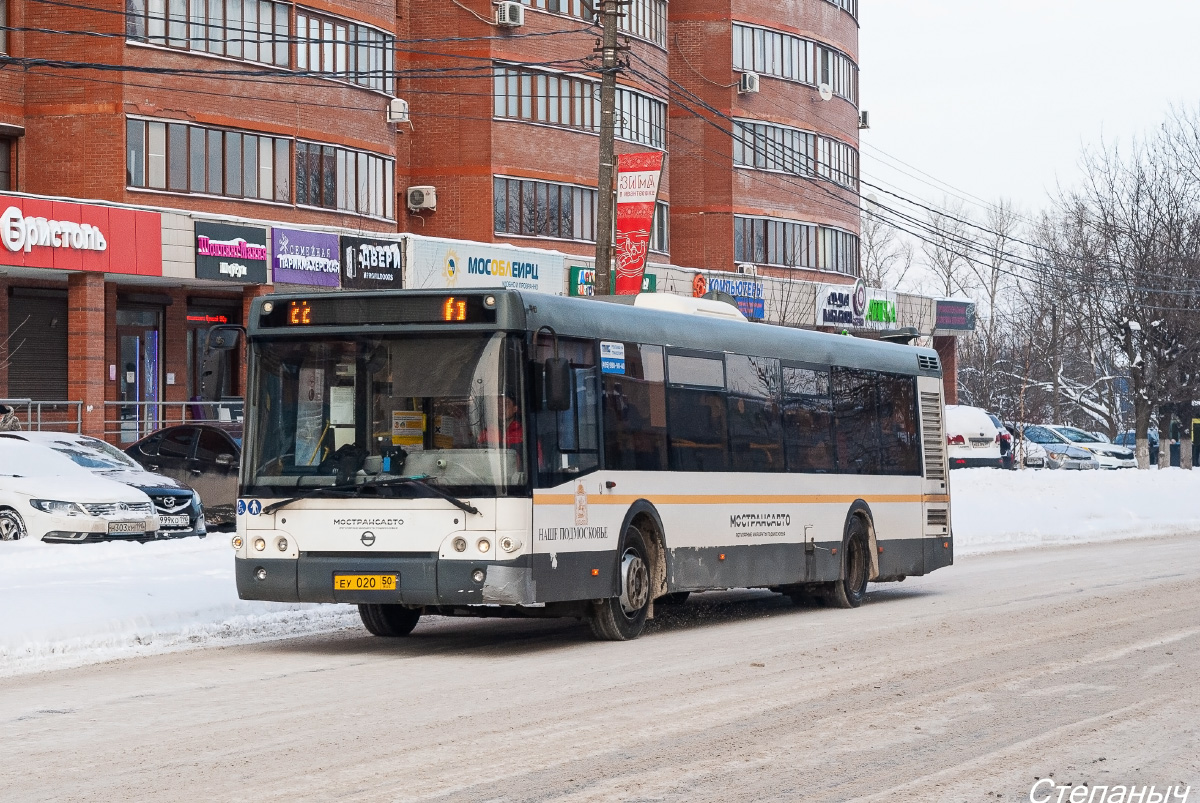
left=358, top=604, right=421, bottom=637
left=588, top=524, right=652, bottom=641
left=825, top=514, right=870, bottom=609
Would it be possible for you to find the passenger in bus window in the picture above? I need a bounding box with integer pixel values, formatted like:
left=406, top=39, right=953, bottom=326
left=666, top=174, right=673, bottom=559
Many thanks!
left=478, top=394, right=524, bottom=448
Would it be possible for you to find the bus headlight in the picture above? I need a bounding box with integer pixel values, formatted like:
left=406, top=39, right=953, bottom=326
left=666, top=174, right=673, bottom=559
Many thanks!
left=452, top=537, right=467, bottom=553
left=254, top=538, right=266, bottom=551
left=231, top=535, right=243, bottom=550
left=476, top=538, right=491, bottom=554
left=276, top=537, right=288, bottom=552
left=500, top=536, right=522, bottom=553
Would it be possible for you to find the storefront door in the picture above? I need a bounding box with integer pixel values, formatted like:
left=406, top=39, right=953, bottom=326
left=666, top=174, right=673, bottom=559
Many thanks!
left=116, top=307, right=164, bottom=443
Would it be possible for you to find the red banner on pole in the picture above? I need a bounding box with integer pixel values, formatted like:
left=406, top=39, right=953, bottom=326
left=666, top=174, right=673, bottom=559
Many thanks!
left=613, top=152, right=664, bottom=295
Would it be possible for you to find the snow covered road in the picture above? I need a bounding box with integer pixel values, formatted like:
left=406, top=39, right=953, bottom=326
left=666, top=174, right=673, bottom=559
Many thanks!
left=1, top=468, right=1198, bottom=677
left=2, top=532, right=1197, bottom=802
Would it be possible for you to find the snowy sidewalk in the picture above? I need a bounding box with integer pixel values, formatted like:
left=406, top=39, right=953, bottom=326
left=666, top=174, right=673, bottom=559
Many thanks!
left=2, top=468, right=1199, bottom=676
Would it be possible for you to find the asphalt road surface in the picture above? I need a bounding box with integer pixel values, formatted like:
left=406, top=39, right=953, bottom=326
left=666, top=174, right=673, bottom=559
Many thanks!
left=3, top=534, right=1198, bottom=803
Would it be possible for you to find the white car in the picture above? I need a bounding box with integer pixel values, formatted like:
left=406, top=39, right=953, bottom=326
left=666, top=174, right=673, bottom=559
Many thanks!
left=1043, top=425, right=1137, bottom=469
left=944, top=404, right=1004, bottom=469
left=0, top=440, right=159, bottom=542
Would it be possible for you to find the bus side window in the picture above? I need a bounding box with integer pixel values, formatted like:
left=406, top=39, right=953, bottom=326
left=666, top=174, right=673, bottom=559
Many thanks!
left=532, top=337, right=599, bottom=487
left=603, top=343, right=668, bottom=471
left=832, top=367, right=883, bottom=474
left=726, top=355, right=783, bottom=472
left=666, top=351, right=730, bottom=472
left=781, top=366, right=835, bottom=473
left=877, top=373, right=921, bottom=475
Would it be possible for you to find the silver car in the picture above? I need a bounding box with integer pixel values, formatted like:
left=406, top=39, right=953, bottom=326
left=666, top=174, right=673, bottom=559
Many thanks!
left=1016, top=425, right=1099, bottom=470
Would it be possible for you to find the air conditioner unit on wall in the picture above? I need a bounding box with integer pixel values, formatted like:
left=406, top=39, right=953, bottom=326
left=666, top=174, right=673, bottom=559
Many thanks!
left=736, top=263, right=758, bottom=276
left=387, top=98, right=410, bottom=124
left=496, top=1, right=524, bottom=26
left=407, top=186, right=437, bottom=212
left=738, top=72, right=760, bottom=94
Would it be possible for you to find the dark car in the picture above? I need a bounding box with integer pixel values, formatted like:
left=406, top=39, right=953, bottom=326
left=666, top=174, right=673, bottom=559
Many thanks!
left=0, top=431, right=206, bottom=538
left=1113, top=430, right=1158, bottom=465
left=125, top=424, right=241, bottom=529
left=987, top=413, right=1015, bottom=470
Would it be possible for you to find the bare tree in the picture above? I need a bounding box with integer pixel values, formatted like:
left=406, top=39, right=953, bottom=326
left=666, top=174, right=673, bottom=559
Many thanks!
left=920, top=200, right=976, bottom=299
left=860, top=210, right=914, bottom=291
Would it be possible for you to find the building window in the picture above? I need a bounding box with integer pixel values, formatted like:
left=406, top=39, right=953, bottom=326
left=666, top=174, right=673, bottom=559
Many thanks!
left=519, top=0, right=666, bottom=47
left=296, top=10, right=394, bottom=94
left=127, top=118, right=290, bottom=202
left=493, top=65, right=666, bottom=150
left=733, top=120, right=858, bottom=189
left=650, top=201, right=668, bottom=253
left=126, top=0, right=290, bottom=67
left=0, top=138, right=12, bottom=191
left=494, top=176, right=596, bottom=242
left=295, top=141, right=393, bottom=219
left=734, top=214, right=859, bottom=276
left=732, top=23, right=858, bottom=105
left=823, top=0, right=857, bottom=19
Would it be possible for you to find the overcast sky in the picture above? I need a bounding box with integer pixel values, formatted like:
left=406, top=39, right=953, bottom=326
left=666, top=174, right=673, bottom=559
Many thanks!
left=858, top=1, right=1200, bottom=220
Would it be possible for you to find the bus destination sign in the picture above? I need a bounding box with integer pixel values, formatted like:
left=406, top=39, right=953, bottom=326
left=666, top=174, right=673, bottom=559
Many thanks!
left=260, top=294, right=497, bottom=328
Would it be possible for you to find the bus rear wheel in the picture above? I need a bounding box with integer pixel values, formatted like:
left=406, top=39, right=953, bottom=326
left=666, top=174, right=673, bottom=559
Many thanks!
left=825, top=514, right=870, bottom=609
left=358, top=604, right=421, bottom=637
left=588, top=524, right=652, bottom=641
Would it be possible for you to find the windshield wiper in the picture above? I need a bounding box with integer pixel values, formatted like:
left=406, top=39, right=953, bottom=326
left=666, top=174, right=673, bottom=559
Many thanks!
left=262, top=476, right=480, bottom=516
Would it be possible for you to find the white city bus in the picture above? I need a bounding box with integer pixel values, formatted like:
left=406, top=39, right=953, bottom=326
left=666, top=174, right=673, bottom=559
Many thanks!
left=233, top=289, right=951, bottom=640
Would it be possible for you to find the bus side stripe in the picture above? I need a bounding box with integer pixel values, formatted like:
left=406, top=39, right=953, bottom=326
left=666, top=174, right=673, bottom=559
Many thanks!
left=533, top=494, right=938, bottom=506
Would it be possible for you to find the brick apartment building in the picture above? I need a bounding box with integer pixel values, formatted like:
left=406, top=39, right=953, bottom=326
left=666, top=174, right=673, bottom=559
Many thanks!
left=0, top=0, right=880, bottom=440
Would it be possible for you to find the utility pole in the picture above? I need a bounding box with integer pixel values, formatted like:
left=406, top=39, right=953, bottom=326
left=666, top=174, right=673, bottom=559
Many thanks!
left=593, top=0, right=622, bottom=295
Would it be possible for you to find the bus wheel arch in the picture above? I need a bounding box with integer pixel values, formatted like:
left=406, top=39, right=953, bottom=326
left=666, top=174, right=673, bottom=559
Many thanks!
left=826, top=502, right=876, bottom=609
left=620, top=501, right=668, bottom=602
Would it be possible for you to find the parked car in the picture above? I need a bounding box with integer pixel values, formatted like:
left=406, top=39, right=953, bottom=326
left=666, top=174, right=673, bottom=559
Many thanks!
left=0, top=431, right=205, bottom=538
left=1113, top=429, right=1159, bottom=465
left=944, top=404, right=1004, bottom=469
left=986, top=412, right=1015, bottom=469
left=1014, top=425, right=1099, bottom=470
left=1043, top=425, right=1136, bottom=469
left=124, top=424, right=241, bottom=528
left=0, top=440, right=159, bottom=542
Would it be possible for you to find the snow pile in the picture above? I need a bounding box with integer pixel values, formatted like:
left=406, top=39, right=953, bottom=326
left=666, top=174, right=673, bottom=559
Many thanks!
left=0, top=537, right=357, bottom=677
left=951, top=467, right=1200, bottom=555
left=2, top=468, right=1199, bottom=676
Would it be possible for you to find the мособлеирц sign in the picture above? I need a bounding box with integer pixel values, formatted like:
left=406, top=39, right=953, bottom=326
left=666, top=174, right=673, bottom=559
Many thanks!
left=195, top=221, right=268, bottom=283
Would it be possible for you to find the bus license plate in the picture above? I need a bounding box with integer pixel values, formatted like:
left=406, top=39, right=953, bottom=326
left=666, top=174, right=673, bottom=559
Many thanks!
left=108, top=521, right=143, bottom=534
left=334, top=574, right=397, bottom=591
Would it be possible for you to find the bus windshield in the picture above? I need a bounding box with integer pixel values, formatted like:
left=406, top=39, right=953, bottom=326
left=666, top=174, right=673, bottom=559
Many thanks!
left=244, top=332, right=527, bottom=498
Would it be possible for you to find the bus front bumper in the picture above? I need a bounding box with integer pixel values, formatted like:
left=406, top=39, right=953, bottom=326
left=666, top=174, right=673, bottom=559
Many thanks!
left=235, top=554, right=537, bottom=606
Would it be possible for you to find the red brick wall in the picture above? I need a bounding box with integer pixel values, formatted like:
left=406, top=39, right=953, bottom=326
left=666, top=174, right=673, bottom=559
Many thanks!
left=67, top=273, right=106, bottom=434
left=669, top=0, right=860, bottom=273
left=934, top=335, right=958, bottom=404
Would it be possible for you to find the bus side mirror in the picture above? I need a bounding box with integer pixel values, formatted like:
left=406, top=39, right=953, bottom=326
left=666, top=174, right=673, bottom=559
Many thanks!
left=206, top=326, right=243, bottom=350
left=544, top=358, right=572, bottom=412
